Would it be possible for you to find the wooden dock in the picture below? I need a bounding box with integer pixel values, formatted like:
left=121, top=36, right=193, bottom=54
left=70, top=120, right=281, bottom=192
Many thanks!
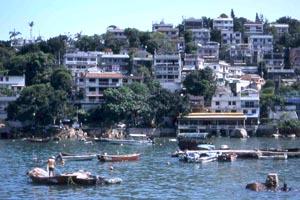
left=182, top=149, right=300, bottom=159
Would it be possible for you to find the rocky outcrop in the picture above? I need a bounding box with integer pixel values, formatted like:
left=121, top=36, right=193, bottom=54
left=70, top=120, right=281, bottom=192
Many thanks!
left=230, top=128, right=248, bottom=138
left=55, top=128, right=88, bottom=140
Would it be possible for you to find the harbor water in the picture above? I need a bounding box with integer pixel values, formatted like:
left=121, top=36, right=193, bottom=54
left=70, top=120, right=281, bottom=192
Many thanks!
left=0, top=137, right=300, bottom=199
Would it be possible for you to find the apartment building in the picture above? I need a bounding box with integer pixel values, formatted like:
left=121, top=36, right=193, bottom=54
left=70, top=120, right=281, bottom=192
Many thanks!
left=244, top=22, right=264, bottom=36
left=190, top=28, right=210, bottom=44
left=153, top=54, right=182, bottom=92
left=64, top=51, right=102, bottom=74
left=230, top=44, right=253, bottom=65
left=183, top=18, right=203, bottom=30
left=152, top=21, right=178, bottom=39
left=270, top=23, right=289, bottom=36
left=75, top=71, right=142, bottom=110
left=107, top=26, right=127, bottom=40
left=99, top=53, right=130, bottom=73
left=213, top=17, right=233, bottom=31
left=197, top=41, right=220, bottom=61
left=221, top=30, right=242, bottom=45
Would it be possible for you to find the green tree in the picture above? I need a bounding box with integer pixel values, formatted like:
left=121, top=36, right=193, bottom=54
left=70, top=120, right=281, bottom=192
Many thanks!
left=50, top=68, right=72, bottom=94
left=124, top=28, right=140, bottom=48
left=146, top=32, right=176, bottom=54
left=219, top=13, right=228, bottom=18
left=230, top=9, right=235, bottom=19
left=183, top=68, right=216, bottom=104
left=210, top=29, right=221, bottom=44
left=7, top=84, right=71, bottom=125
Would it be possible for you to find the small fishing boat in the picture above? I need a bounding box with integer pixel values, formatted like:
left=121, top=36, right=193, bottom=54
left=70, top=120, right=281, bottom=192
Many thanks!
left=179, top=151, right=219, bottom=163
left=27, top=168, right=122, bottom=186
left=25, top=137, right=51, bottom=143
left=97, top=153, right=140, bottom=162
left=95, top=134, right=153, bottom=145
left=257, top=153, right=288, bottom=160
left=57, top=152, right=96, bottom=161
left=217, top=153, right=237, bottom=162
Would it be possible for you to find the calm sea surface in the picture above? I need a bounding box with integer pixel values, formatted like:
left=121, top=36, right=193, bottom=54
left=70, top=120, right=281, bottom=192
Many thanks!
left=0, top=137, right=299, bottom=200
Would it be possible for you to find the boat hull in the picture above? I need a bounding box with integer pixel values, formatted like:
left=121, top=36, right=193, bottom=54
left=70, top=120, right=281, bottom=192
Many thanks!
left=98, top=153, right=140, bottom=162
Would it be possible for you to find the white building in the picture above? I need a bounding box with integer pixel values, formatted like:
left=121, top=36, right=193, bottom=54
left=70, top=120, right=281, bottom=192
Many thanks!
left=230, top=44, right=253, bottom=65
left=248, top=35, right=273, bottom=61
left=211, top=86, right=260, bottom=131
left=270, top=23, right=289, bottom=36
left=182, top=54, right=204, bottom=79
left=152, top=21, right=178, bottom=39
left=0, top=75, right=25, bottom=119
left=64, top=51, right=102, bottom=74
left=197, top=41, right=220, bottom=61
left=213, top=17, right=233, bottom=32
left=99, top=53, right=130, bottom=73
left=221, top=30, right=242, bottom=45
left=0, top=75, right=25, bottom=92
left=107, top=26, right=127, bottom=40
left=75, top=70, right=142, bottom=110
left=204, top=61, right=230, bottom=80
left=244, top=22, right=264, bottom=36
left=153, top=54, right=182, bottom=92
left=190, top=28, right=210, bottom=45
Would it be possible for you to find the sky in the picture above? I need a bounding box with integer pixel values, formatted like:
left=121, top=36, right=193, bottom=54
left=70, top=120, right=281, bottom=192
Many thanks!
left=1, top=0, right=299, bottom=40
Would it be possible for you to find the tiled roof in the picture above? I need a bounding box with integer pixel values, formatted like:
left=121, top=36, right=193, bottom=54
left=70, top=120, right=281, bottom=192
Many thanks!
left=85, top=72, right=123, bottom=79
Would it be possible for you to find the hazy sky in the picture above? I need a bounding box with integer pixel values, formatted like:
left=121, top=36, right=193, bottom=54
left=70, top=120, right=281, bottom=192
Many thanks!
left=1, top=0, right=299, bottom=40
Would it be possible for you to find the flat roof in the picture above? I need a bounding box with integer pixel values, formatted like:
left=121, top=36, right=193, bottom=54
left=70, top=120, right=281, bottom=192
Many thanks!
left=181, top=112, right=246, bottom=119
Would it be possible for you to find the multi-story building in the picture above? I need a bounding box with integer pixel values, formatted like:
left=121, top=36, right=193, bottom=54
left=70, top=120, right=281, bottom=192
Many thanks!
left=152, top=21, right=178, bottom=39
left=0, top=75, right=25, bottom=119
left=213, top=17, right=233, bottom=32
left=248, top=35, right=273, bottom=53
left=244, top=22, right=264, bottom=36
left=106, top=26, right=127, bottom=40
left=197, top=41, right=220, bottom=61
left=270, top=23, right=289, bottom=36
left=64, top=51, right=102, bottom=74
left=204, top=61, right=230, bottom=80
left=263, top=52, right=284, bottom=67
left=182, top=54, right=204, bottom=79
left=211, top=86, right=260, bottom=133
left=99, top=53, right=130, bottom=74
left=183, top=18, right=203, bottom=30
left=152, top=21, right=173, bottom=31
left=0, top=75, right=25, bottom=92
left=290, top=47, right=300, bottom=68
left=230, top=44, right=253, bottom=65
left=75, top=71, right=142, bottom=110
left=248, top=35, right=273, bottom=63
left=221, top=30, right=242, bottom=45
left=190, top=28, right=210, bottom=45
left=153, top=54, right=182, bottom=92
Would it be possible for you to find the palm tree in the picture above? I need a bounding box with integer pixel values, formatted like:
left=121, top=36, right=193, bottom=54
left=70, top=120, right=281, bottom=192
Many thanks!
left=9, top=29, right=21, bottom=46
left=9, top=29, right=21, bottom=40
left=29, top=21, right=34, bottom=39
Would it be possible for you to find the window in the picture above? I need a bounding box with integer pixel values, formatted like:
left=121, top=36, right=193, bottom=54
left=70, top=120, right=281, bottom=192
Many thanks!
left=232, top=101, right=236, bottom=105
left=79, top=78, right=83, bottom=82
left=89, top=87, right=96, bottom=92
left=215, top=101, right=220, bottom=106
left=5, top=77, right=9, bottom=81
left=228, top=101, right=232, bottom=105
left=112, top=79, right=118, bottom=83
left=231, top=110, right=237, bottom=113
left=243, top=110, right=248, bottom=114
left=89, top=78, right=96, bottom=82
left=252, top=109, right=256, bottom=114
left=215, top=110, right=221, bottom=113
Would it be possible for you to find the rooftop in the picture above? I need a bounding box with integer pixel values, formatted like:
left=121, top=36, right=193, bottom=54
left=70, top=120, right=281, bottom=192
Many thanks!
left=182, top=112, right=246, bottom=119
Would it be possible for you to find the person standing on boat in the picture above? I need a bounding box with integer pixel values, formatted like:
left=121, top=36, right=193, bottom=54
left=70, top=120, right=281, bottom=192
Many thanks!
left=47, top=156, right=56, bottom=176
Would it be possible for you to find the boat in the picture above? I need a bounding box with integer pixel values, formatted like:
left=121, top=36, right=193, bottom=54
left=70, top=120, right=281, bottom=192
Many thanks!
left=97, top=153, right=140, bottom=162
left=217, top=153, right=237, bottom=162
left=177, top=132, right=211, bottom=150
left=257, top=153, right=287, bottom=160
left=25, top=137, right=51, bottom=143
left=179, top=151, right=219, bottom=163
left=57, top=152, right=96, bottom=161
left=27, top=168, right=122, bottom=186
left=95, top=134, right=153, bottom=145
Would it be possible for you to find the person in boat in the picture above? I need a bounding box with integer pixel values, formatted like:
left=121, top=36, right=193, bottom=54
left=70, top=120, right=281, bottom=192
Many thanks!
left=47, top=156, right=56, bottom=176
